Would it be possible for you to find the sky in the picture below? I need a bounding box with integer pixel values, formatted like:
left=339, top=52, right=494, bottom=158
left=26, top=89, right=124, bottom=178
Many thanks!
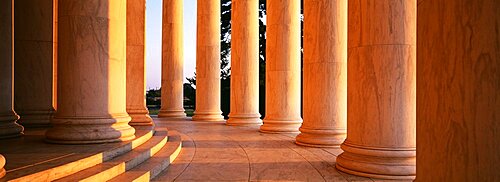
left=145, top=0, right=197, bottom=89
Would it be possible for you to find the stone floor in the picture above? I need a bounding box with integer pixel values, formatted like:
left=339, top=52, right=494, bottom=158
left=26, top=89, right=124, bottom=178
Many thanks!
left=153, top=119, right=404, bottom=182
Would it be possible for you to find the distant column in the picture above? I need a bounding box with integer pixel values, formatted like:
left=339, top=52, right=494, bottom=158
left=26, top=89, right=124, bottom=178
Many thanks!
left=0, top=154, right=5, bottom=178
left=227, top=0, right=262, bottom=126
left=158, top=0, right=186, bottom=119
left=296, top=0, right=347, bottom=147
left=45, top=0, right=135, bottom=144
left=0, top=0, right=24, bottom=139
left=126, top=0, right=153, bottom=125
left=13, top=0, right=56, bottom=127
left=336, top=0, right=416, bottom=179
left=192, top=0, right=224, bottom=121
left=416, top=0, right=499, bottom=181
left=260, top=0, right=302, bottom=133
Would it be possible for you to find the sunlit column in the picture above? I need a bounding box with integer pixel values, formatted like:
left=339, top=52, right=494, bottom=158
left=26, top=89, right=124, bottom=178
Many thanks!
left=336, top=0, right=416, bottom=179
left=45, top=0, right=136, bottom=144
left=0, top=0, right=24, bottom=139
left=192, top=0, right=224, bottom=121
left=158, top=0, right=186, bottom=119
left=13, top=0, right=56, bottom=127
left=296, top=0, right=347, bottom=147
left=260, top=0, right=302, bottom=133
left=416, top=0, right=499, bottom=181
left=227, top=0, right=262, bottom=126
left=126, top=0, right=153, bottom=125
left=0, top=154, right=5, bottom=178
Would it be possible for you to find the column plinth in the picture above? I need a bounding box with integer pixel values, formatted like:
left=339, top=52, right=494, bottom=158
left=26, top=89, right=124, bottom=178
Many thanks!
left=260, top=0, right=302, bottom=133
left=126, top=0, right=153, bottom=126
left=14, top=0, right=56, bottom=128
left=227, top=0, right=262, bottom=126
left=336, top=0, right=416, bottom=179
left=0, top=0, right=24, bottom=139
left=0, top=154, right=5, bottom=178
left=45, top=0, right=135, bottom=144
left=192, top=0, right=224, bottom=122
left=158, top=0, right=186, bottom=120
left=295, top=0, right=347, bottom=147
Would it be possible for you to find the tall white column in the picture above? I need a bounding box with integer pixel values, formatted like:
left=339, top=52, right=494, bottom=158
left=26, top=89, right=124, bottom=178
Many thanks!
left=0, top=0, right=24, bottom=139
left=296, top=0, right=347, bottom=147
left=158, top=0, right=186, bottom=119
left=261, top=0, right=302, bottom=133
left=126, top=0, right=153, bottom=125
left=227, top=0, right=262, bottom=126
left=192, top=0, right=224, bottom=122
left=45, top=0, right=135, bottom=144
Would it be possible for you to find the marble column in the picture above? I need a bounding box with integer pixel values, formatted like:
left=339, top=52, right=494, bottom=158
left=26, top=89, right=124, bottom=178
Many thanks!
left=0, top=0, right=24, bottom=139
left=158, top=0, right=186, bottom=119
left=0, top=154, right=5, bottom=178
left=192, top=0, right=224, bottom=122
left=336, top=0, right=416, bottom=179
left=226, top=0, right=262, bottom=126
left=296, top=0, right=347, bottom=147
left=45, top=0, right=135, bottom=144
left=13, top=0, right=56, bottom=128
left=126, top=0, right=153, bottom=125
left=260, top=0, right=302, bottom=133
left=416, top=0, right=499, bottom=181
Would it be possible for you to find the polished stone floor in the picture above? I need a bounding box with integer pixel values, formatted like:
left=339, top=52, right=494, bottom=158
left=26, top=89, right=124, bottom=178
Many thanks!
left=153, top=118, right=405, bottom=182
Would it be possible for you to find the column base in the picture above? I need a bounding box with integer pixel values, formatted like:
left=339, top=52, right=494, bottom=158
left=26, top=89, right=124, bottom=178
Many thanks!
left=158, top=109, right=186, bottom=119
left=0, top=113, right=24, bottom=139
left=45, top=114, right=136, bottom=144
left=260, top=118, right=302, bottom=133
left=192, top=111, right=224, bottom=122
left=127, top=109, right=154, bottom=126
left=16, top=110, right=54, bottom=127
left=295, top=127, right=346, bottom=148
left=336, top=141, right=416, bottom=180
left=226, top=113, right=262, bottom=126
left=0, top=154, right=5, bottom=178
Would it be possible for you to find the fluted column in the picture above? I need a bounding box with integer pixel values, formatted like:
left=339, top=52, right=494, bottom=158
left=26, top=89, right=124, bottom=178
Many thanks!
left=13, top=0, right=56, bottom=127
left=296, top=0, right=347, bottom=147
left=158, top=0, right=186, bottom=119
left=192, top=0, right=224, bottom=122
left=45, top=0, right=135, bottom=144
left=0, top=0, right=24, bottom=139
left=336, top=0, right=416, bottom=179
left=0, top=154, right=5, bottom=178
left=226, top=0, right=262, bottom=126
left=260, top=0, right=302, bottom=133
left=416, top=0, right=499, bottom=181
left=126, top=0, right=153, bottom=125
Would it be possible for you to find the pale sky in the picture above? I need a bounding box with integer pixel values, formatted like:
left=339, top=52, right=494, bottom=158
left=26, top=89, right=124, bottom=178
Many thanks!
left=145, top=0, right=197, bottom=89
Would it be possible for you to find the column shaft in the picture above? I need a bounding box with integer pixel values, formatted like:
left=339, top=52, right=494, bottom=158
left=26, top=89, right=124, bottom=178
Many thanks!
left=416, top=0, right=499, bottom=181
left=336, top=0, right=416, bottom=179
left=126, top=0, right=153, bottom=125
left=192, top=0, right=224, bottom=121
left=45, top=0, right=135, bottom=144
left=261, top=0, right=302, bottom=133
left=159, top=0, right=186, bottom=119
left=296, top=0, right=347, bottom=147
left=227, top=0, right=262, bottom=126
left=13, top=0, right=56, bottom=128
left=0, top=0, right=24, bottom=139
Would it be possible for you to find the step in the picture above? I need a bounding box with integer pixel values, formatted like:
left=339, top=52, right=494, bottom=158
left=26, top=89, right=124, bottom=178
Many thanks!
left=54, top=129, right=169, bottom=182
left=4, top=127, right=155, bottom=182
left=108, top=131, right=183, bottom=182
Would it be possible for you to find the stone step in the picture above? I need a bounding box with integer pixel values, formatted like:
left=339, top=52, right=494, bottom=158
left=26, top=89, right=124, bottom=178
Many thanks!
left=4, top=127, right=155, bottom=182
left=54, top=129, right=169, bottom=182
left=108, top=131, right=182, bottom=182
